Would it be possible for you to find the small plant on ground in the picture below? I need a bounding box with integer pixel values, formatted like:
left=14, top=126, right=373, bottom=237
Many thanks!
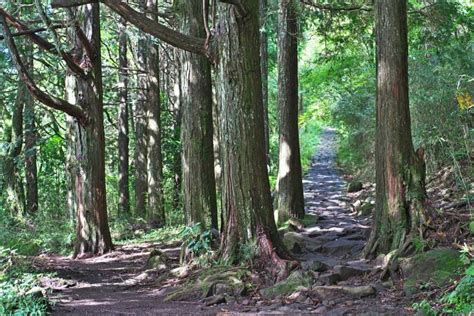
left=412, top=299, right=437, bottom=316
left=179, top=223, right=215, bottom=266
left=0, top=247, right=51, bottom=315
left=441, top=246, right=474, bottom=314
left=412, top=246, right=474, bottom=315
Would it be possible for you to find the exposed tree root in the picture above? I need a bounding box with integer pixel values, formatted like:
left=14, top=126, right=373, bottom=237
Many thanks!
left=256, top=233, right=299, bottom=281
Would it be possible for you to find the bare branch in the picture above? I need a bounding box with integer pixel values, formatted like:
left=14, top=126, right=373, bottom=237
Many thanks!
left=65, top=8, right=94, bottom=60
left=51, top=0, right=208, bottom=55
left=300, top=1, right=438, bottom=16
left=0, top=15, right=87, bottom=124
left=0, top=7, right=56, bottom=51
left=300, top=0, right=372, bottom=12
left=34, top=0, right=64, bottom=55
left=0, top=24, right=66, bottom=40
left=52, top=0, right=95, bottom=7
left=76, top=26, right=94, bottom=59
left=0, top=7, right=85, bottom=76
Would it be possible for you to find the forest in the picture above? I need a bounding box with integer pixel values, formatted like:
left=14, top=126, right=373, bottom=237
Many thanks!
left=0, top=0, right=472, bottom=314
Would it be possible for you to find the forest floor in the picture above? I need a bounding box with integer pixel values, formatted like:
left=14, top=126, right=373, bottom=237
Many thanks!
left=36, top=128, right=417, bottom=315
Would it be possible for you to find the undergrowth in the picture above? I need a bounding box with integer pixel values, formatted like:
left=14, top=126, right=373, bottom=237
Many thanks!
left=412, top=247, right=474, bottom=315
left=112, top=220, right=184, bottom=245
left=0, top=214, right=74, bottom=256
left=0, top=247, right=51, bottom=315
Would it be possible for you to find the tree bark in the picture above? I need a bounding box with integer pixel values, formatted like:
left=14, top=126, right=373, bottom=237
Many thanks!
left=23, top=42, right=38, bottom=214
left=68, top=4, right=113, bottom=257
left=276, top=0, right=305, bottom=222
left=134, top=1, right=149, bottom=215
left=65, top=111, right=77, bottom=224
left=259, top=0, right=270, bottom=166
left=3, top=81, right=26, bottom=216
left=1, top=4, right=112, bottom=254
left=171, top=49, right=182, bottom=214
left=179, top=0, right=218, bottom=230
left=146, top=0, right=165, bottom=227
left=364, top=0, right=426, bottom=258
left=216, top=1, right=290, bottom=264
left=117, top=16, right=130, bottom=215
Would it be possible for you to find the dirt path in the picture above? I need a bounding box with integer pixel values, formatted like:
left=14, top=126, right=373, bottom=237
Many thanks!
left=39, top=242, right=216, bottom=315
left=286, top=128, right=409, bottom=314
left=301, top=127, right=369, bottom=261
left=38, top=127, right=410, bottom=315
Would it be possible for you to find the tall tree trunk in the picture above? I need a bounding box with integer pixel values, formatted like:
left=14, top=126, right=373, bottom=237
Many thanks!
left=69, top=4, right=113, bottom=257
left=259, top=0, right=270, bottom=165
left=0, top=100, right=8, bottom=201
left=117, top=17, right=130, bottom=215
left=216, top=2, right=290, bottom=264
left=179, top=0, right=218, bottom=230
left=5, top=77, right=26, bottom=216
left=276, top=0, right=304, bottom=222
left=364, top=0, right=426, bottom=258
left=65, top=106, right=77, bottom=224
left=23, top=43, right=38, bottom=215
left=146, top=0, right=165, bottom=227
left=171, top=49, right=182, bottom=214
left=134, top=1, right=149, bottom=216
left=65, top=71, right=77, bottom=224
left=213, top=81, right=223, bottom=232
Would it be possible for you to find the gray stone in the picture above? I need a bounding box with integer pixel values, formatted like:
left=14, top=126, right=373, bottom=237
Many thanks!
left=214, top=283, right=232, bottom=296
left=283, top=232, right=305, bottom=251
left=347, top=181, right=363, bottom=193
left=313, top=285, right=375, bottom=299
left=301, top=260, right=328, bottom=272
left=145, top=249, right=169, bottom=270
left=170, top=266, right=190, bottom=278
left=318, top=272, right=340, bottom=285
left=295, top=294, right=308, bottom=304
left=333, top=265, right=370, bottom=281
left=400, top=248, right=464, bottom=295
left=358, top=202, right=373, bottom=216
left=204, top=294, right=226, bottom=306
left=259, top=270, right=312, bottom=299
left=313, top=305, right=328, bottom=313
left=25, top=287, right=45, bottom=300
left=321, top=238, right=365, bottom=256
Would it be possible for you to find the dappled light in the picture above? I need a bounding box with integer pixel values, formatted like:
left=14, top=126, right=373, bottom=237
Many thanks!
left=0, top=0, right=472, bottom=314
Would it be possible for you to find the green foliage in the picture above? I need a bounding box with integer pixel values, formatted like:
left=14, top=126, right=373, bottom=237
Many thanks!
left=0, top=213, right=74, bottom=256
left=266, top=31, right=324, bottom=189
left=412, top=235, right=428, bottom=254
left=0, top=247, right=50, bottom=315
left=238, top=242, right=259, bottom=267
left=114, top=223, right=183, bottom=245
left=412, top=249, right=474, bottom=315
left=442, top=268, right=474, bottom=314
left=413, top=299, right=436, bottom=316
left=441, top=250, right=474, bottom=314
left=179, top=223, right=213, bottom=258
left=412, top=299, right=437, bottom=316
left=299, top=109, right=323, bottom=172
left=296, top=0, right=474, bottom=181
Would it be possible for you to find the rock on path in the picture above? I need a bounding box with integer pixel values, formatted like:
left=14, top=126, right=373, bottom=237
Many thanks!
left=276, top=127, right=409, bottom=314
left=300, top=127, right=370, bottom=260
